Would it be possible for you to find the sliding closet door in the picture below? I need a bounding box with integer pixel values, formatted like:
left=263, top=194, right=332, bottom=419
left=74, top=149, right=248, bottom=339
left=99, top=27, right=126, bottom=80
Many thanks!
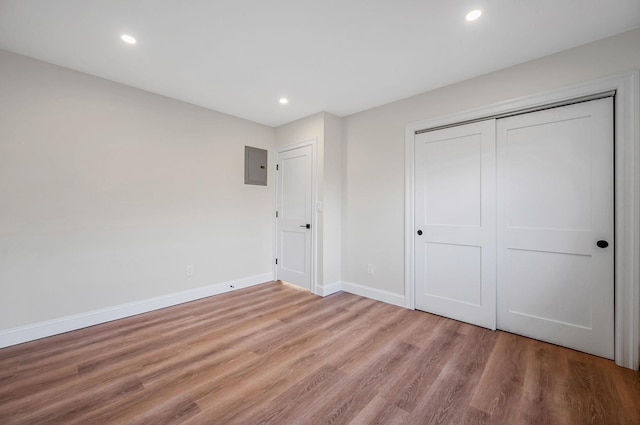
left=414, top=120, right=496, bottom=330
left=496, top=98, right=614, bottom=359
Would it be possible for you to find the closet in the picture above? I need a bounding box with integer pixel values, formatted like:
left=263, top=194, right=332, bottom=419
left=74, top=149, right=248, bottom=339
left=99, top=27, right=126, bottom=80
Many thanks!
left=414, top=97, right=614, bottom=359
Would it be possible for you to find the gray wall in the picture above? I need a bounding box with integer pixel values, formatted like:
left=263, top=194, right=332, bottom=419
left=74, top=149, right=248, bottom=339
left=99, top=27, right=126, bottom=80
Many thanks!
left=342, top=28, right=640, bottom=295
left=0, top=50, right=276, bottom=330
left=2, top=27, right=639, bottom=333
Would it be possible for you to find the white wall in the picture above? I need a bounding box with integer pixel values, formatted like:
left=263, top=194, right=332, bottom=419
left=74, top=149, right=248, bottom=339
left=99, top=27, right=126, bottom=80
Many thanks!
left=342, top=28, right=640, bottom=296
left=0, top=50, right=276, bottom=331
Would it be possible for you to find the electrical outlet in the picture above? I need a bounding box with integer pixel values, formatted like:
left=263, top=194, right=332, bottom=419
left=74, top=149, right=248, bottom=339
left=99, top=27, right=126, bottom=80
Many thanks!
left=186, top=265, right=194, bottom=277
left=367, top=264, right=374, bottom=275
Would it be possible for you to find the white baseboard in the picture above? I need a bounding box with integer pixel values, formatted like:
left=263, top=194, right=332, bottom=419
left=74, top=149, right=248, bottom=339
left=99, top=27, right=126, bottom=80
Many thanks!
left=341, top=281, right=405, bottom=307
left=0, top=272, right=273, bottom=349
left=316, top=281, right=343, bottom=296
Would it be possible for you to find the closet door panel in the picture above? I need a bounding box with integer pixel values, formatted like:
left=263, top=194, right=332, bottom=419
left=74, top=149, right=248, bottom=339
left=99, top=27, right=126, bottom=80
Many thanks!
left=414, top=120, right=496, bottom=330
left=497, top=97, right=614, bottom=359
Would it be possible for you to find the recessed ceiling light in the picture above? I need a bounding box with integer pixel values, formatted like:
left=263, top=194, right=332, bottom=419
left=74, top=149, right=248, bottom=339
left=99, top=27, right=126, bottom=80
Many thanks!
left=279, top=98, right=289, bottom=105
left=121, top=34, right=137, bottom=44
left=465, top=9, right=482, bottom=21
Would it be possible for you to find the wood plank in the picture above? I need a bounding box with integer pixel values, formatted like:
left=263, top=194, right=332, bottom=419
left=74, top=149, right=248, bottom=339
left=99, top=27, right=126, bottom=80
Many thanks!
left=380, top=319, right=464, bottom=412
left=0, top=281, right=638, bottom=425
left=348, top=396, right=409, bottom=425
left=224, top=364, right=347, bottom=425
left=403, top=325, right=498, bottom=424
left=469, top=332, right=529, bottom=422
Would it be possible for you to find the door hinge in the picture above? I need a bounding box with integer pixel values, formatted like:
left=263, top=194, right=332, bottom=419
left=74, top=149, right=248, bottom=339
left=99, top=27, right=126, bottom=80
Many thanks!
left=275, top=211, right=278, bottom=218
left=275, top=258, right=278, bottom=265
left=276, top=164, right=279, bottom=171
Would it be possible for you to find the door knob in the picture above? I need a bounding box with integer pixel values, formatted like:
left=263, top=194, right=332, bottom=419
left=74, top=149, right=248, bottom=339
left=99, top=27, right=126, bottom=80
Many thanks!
left=596, top=240, right=609, bottom=248
left=417, top=230, right=423, bottom=236
left=299, top=224, right=311, bottom=229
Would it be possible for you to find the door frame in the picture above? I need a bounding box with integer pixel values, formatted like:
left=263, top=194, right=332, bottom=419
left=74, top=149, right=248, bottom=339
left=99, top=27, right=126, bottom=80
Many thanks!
left=405, top=71, right=640, bottom=370
left=274, top=138, right=318, bottom=294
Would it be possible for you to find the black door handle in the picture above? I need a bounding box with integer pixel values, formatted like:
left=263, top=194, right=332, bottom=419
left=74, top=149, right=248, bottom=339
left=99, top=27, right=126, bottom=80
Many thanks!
left=417, top=230, right=423, bottom=236
left=596, top=240, right=609, bottom=248
left=299, top=224, right=311, bottom=229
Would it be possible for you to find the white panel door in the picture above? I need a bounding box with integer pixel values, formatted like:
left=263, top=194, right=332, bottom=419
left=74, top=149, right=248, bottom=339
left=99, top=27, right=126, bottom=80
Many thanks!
left=415, top=120, right=496, bottom=329
left=276, top=145, right=313, bottom=289
left=497, top=98, right=614, bottom=359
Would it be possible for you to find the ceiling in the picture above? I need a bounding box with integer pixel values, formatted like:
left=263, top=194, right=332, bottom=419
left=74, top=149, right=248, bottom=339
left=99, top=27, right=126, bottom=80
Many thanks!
left=0, top=1, right=639, bottom=127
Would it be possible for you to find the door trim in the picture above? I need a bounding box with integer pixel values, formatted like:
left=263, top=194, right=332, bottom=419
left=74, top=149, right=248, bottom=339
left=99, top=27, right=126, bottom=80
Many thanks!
left=405, top=71, right=640, bottom=370
left=274, top=138, right=318, bottom=294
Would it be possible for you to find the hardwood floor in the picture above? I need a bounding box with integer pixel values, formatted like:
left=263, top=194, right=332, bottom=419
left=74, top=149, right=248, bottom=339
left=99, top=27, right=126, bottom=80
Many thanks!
left=1, top=281, right=638, bottom=424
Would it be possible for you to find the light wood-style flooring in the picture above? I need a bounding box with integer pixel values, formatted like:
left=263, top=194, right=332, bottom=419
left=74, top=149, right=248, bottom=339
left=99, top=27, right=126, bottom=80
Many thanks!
left=1, top=281, right=639, bottom=424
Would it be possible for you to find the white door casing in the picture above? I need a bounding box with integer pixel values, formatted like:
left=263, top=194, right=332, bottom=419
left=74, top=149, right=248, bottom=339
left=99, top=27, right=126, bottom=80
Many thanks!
left=276, top=144, right=313, bottom=290
left=496, top=98, right=614, bottom=359
left=414, top=120, right=497, bottom=329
